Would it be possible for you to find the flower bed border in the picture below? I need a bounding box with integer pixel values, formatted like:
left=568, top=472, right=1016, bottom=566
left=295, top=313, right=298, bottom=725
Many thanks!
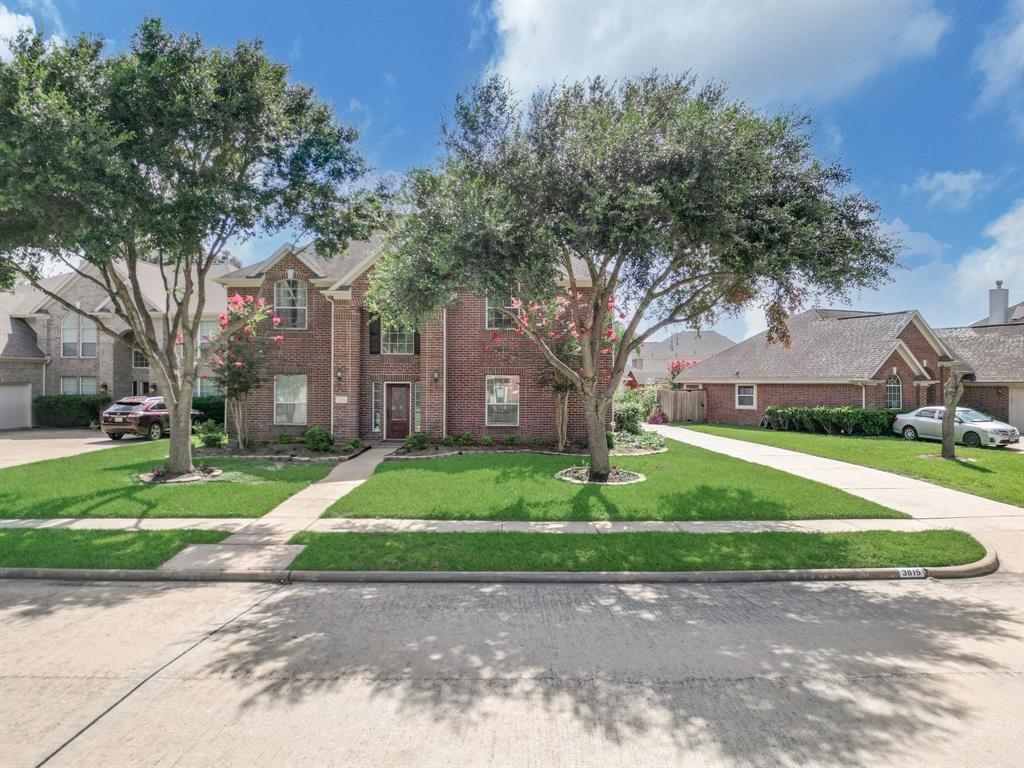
left=554, top=467, right=647, bottom=485
left=192, top=443, right=372, bottom=463
left=385, top=446, right=667, bottom=462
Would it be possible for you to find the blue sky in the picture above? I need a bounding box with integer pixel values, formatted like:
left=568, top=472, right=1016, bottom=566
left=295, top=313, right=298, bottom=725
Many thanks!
left=2, top=0, right=1021, bottom=341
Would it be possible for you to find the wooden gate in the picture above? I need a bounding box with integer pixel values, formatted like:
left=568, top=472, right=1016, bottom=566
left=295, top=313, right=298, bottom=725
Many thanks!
left=656, top=388, right=706, bottom=423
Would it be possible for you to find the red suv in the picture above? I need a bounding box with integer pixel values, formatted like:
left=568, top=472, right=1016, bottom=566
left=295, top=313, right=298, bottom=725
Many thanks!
left=100, top=396, right=200, bottom=441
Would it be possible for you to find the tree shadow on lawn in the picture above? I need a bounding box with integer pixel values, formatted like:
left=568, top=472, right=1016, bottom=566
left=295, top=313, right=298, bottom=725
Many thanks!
left=192, top=579, right=1021, bottom=767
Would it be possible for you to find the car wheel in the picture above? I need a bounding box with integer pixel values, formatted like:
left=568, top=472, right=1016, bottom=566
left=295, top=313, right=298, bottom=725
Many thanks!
left=963, top=431, right=981, bottom=448
left=148, top=422, right=164, bottom=441
left=108, top=433, right=123, bottom=441
left=901, top=425, right=918, bottom=441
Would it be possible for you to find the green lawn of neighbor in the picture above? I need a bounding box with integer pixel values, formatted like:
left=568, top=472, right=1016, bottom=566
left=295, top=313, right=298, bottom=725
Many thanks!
left=0, top=440, right=332, bottom=518
left=685, top=424, right=1024, bottom=508
left=289, top=530, right=984, bottom=571
left=0, top=529, right=228, bottom=569
left=324, top=439, right=904, bottom=521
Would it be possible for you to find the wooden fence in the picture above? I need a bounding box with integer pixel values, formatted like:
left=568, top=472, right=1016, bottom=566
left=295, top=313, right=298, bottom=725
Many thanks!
left=656, top=388, right=706, bottom=423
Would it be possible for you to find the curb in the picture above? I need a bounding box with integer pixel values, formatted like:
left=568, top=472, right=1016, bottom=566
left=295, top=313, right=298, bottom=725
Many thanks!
left=0, top=544, right=999, bottom=585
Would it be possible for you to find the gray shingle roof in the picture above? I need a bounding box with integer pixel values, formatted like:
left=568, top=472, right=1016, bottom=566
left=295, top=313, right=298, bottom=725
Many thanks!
left=970, top=300, right=1024, bottom=326
left=220, top=234, right=385, bottom=283
left=628, top=330, right=735, bottom=384
left=935, top=325, right=1024, bottom=383
left=677, top=309, right=923, bottom=382
left=0, top=312, right=45, bottom=358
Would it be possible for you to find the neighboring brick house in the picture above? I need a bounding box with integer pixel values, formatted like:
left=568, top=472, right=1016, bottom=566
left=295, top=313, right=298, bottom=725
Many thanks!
left=623, top=329, right=734, bottom=388
left=0, top=263, right=229, bottom=429
left=216, top=236, right=601, bottom=444
left=935, top=325, right=1024, bottom=430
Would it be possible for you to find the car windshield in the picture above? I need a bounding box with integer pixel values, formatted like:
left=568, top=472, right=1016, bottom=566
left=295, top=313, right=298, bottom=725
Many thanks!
left=108, top=402, right=144, bottom=413
left=959, top=409, right=990, bottom=423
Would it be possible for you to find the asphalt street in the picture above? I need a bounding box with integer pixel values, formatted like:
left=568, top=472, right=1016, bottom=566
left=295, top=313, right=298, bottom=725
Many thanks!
left=1, top=574, right=1021, bottom=768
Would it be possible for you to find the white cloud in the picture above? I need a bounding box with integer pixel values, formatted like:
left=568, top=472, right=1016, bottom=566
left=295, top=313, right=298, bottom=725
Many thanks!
left=954, top=198, right=1024, bottom=305
left=881, top=217, right=949, bottom=261
left=18, top=0, right=63, bottom=37
left=489, top=0, right=949, bottom=103
left=0, top=3, right=35, bottom=60
left=904, top=170, right=992, bottom=210
left=972, top=1, right=1024, bottom=133
left=289, top=37, right=302, bottom=61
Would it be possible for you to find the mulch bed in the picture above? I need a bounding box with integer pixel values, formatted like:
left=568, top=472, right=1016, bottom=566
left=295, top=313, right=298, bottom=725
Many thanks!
left=193, top=444, right=371, bottom=462
left=138, top=467, right=224, bottom=485
left=388, top=445, right=666, bottom=461
left=555, top=467, right=646, bottom=485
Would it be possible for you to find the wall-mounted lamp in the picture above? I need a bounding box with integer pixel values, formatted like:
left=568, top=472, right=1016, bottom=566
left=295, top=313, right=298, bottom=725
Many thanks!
left=100, top=383, right=108, bottom=394
left=335, top=370, right=344, bottom=380
left=431, top=370, right=441, bottom=382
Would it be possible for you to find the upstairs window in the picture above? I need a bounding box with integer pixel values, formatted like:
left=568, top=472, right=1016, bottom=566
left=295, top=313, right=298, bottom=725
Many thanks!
left=274, top=280, right=308, bottom=329
left=382, top=328, right=416, bottom=355
left=198, top=319, right=220, bottom=354
left=486, top=375, right=520, bottom=426
left=885, top=375, right=902, bottom=409
left=133, top=348, right=148, bottom=369
left=61, top=313, right=96, bottom=358
left=486, top=296, right=518, bottom=330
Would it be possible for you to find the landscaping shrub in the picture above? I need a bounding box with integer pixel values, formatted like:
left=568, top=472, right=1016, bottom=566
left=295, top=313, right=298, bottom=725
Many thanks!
left=345, top=437, right=362, bottom=452
left=606, top=431, right=615, bottom=449
left=276, top=433, right=298, bottom=445
left=193, top=419, right=226, bottom=448
left=504, top=435, right=519, bottom=446
left=613, top=430, right=666, bottom=450
left=762, top=405, right=900, bottom=436
left=647, top=409, right=668, bottom=425
left=441, top=435, right=455, bottom=447
left=32, top=395, right=110, bottom=427
left=455, top=432, right=476, bottom=446
left=303, top=427, right=334, bottom=452
left=613, top=386, right=657, bottom=432
left=479, top=435, right=494, bottom=446
left=190, top=396, right=225, bottom=425
left=403, top=432, right=429, bottom=452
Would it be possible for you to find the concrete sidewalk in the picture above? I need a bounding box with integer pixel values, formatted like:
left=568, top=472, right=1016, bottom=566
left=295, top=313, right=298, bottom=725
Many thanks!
left=158, top=447, right=392, bottom=573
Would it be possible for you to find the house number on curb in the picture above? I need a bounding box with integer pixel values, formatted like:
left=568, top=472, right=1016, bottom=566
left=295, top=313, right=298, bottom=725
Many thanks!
left=898, top=567, right=926, bottom=579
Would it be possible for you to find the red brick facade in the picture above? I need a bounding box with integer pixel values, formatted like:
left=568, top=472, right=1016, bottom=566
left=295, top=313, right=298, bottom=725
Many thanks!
left=959, top=384, right=1010, bottom=423
left=224, top=260, right=601, bottom=444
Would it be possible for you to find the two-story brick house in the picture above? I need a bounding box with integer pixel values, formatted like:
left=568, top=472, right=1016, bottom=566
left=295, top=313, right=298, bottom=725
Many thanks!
left=216, top=236, right=597, bottom=444
left=0, top=263, right=230, bottom=429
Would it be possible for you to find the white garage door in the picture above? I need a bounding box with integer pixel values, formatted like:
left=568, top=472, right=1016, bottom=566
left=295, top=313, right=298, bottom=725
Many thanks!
left=1009, top=386, right=1024, bottom=433
left=0, top=383, right=32, bottom=430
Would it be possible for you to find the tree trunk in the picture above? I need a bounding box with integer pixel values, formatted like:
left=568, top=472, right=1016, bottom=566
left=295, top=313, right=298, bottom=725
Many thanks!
left=583, top=395, right=611, bottom=481
left=165, top=397, right=195, bottom=475
left=229, top=396, right=248, bottom=449
left=553, top=390, right=569, bottom=451
left=941, top=373, right=965, bottom=460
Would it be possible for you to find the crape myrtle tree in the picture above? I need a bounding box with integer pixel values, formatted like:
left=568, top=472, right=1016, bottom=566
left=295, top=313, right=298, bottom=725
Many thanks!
left=0, top=19, right=386, bottom=475
left=369, top=74, right=900, bottom=480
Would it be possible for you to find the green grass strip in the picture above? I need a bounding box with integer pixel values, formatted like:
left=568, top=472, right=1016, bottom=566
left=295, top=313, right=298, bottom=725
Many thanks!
left=686, top=424, right=1024, bottom=508
left=289, top=530, right=984, bottom=572
left=0, top=529, right=229, bottom=569
left=325, top=439, right=903, bottom=521
left=0, top=440, right=332, bottom=518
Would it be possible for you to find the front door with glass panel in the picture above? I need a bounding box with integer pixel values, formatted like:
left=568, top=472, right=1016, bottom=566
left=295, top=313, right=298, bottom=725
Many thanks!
left=386, top=383, right=410, bottom=439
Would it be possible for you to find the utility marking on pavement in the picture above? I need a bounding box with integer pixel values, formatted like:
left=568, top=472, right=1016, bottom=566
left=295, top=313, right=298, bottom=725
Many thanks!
left=33, top=583, right=285, bottom=768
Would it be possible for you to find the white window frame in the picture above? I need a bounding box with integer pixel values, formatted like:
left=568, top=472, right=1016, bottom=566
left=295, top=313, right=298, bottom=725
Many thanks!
left=193, top=377, right=221, bottom=397
left=273, top=280, right=308, bottom=330
left=273, top=374, right=308, bottom=425
left=79, top=317, right=97, bottom=358
left=79, top=377, right=98, bottom=395
left=198, top=320, right=220, bottom=355
left=133, top=348, right=148, bottom=369
left=381, top=328, right=416, bottom=355
left=485, top=375, right=520, bottom=427
left=370, top=382, right=383, bottom=433
left=885, top=374, right=902, bottom=409
left=485, top=296, right=519, bottom=330
left=60, top=376, right=79, bottom=395
left=61, top=314, right=79, bottom=358
left=735, top=384, right=757, bottom=410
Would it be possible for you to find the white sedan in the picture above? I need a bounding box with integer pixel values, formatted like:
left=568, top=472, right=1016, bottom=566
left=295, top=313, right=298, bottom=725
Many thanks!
left=893, top=406, right=1020, bottom=448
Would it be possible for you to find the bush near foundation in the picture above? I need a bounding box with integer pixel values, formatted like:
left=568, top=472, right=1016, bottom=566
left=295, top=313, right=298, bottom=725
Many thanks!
left=32, top=395, right=110, bottom=427
left=762, top=406, right=904, bottom=436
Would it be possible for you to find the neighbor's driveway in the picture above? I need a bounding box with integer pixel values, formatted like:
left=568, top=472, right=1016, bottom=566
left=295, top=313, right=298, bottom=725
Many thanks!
left=0, top=429, right=133, bottom=469
left=1, top=577, right=1021, bottom=768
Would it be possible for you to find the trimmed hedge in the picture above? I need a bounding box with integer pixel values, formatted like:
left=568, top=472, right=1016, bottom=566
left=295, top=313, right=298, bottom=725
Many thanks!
left=33, top=395, right=110, bottom=427
left=762, top=405, right=904, bottom=437
left=191, top=396, right=225, bottom=425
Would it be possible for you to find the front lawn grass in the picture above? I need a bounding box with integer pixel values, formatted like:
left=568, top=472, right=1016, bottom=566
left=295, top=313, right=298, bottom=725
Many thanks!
left=325, top=439, right=903, bottom=521
left=0, top=440, right=332, bottom=518
left=0, top=529, right=228, bottom=569
left=289, top=530, right=984, bottom=571
left=686, top=424, right=1024, bottom=508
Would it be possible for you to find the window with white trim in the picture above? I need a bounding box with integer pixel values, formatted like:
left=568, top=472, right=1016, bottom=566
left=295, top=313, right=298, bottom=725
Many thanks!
left=61, top=314, right=97, bottom=358
left=133, top=348, right=148, bottom=368
left=79, top=377, right=98, bottom=395
left=198, top=320, right=219, bottom=354
left=59, top=376, right=97, bottom=395
left=193, top=377, right=221, bottom=397
left=485, top=296, right=518, bottom=330
left=274, top=374, right=307, bottom=425
left=735, top=384, right=756, bottom=409
left=486, top=375, right=520, bottom=426
left=60, top=376, right=78, bottom=395
left=381, top=328, right=415, bottom=354
left=80, top=318, right=96, bottom=357
left=274, top=280, right=308, bottom=329
left=371, top=382, right=384, bottom=432
left=885, top=374, right=902, bottom=409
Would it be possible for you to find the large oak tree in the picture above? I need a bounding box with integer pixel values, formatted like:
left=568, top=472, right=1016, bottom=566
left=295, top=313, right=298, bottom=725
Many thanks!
left=369, top=74, right=901, bottom=479
left=0, top=19, right=385, bottom=474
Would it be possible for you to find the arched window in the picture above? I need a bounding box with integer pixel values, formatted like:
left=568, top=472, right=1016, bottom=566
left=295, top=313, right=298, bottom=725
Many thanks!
left=61, top=314, right=79, bottom=357
left=885, top=374, right=902, bottom=409
left=274, top=280, right=307, bottom=329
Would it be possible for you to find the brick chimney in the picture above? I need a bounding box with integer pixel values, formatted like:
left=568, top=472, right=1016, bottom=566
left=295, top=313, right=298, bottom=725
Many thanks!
left=988, top=280, right=1010, bottom=325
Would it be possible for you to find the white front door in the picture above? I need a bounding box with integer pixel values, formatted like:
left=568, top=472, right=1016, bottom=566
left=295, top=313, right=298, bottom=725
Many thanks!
left=1009, top=386, right=1024, bottom=432
left=0, top=383, right=32, bottom=430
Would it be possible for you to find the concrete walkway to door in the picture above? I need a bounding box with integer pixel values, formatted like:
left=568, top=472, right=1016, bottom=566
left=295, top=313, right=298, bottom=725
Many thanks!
left=648, top=423, right=1024, bottom=570
left=159, top=447, right=393, bottom=573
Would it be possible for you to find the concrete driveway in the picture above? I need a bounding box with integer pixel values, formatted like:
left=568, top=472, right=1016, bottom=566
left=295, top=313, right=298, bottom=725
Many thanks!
left=0, top=429, right=137, bottom=469
left=1, top=576, right=1021, bottom=768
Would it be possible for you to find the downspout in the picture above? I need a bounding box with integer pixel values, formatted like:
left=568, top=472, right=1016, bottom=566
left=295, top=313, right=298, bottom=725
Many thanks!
left=442, top=307, right=448, bottom=437
left=860, top=383, right=866, bottom=408
left=42, top=357, right=50, bottom=396
left=327, top=296, right=335, bottom=437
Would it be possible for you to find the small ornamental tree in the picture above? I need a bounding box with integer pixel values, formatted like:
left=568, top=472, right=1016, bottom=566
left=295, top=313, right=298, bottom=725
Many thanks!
left=667, top=359, right=698, bottom=388
left=370, top=74, right=900, bottom=480
left=208, top=295, right=283, bottom=449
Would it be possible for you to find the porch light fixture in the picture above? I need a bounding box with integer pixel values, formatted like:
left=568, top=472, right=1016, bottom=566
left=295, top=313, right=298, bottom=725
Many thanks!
left=432, top=370, right=441, bottom=382
left=335, top=370, right=344, bottom=380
